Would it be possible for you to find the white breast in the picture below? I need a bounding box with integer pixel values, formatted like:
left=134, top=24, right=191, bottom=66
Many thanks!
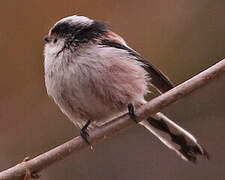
left=44, top=44, right=148, bottom=129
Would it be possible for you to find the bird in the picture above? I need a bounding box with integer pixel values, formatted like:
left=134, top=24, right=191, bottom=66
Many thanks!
left=43, top=15, right=209, bottom=163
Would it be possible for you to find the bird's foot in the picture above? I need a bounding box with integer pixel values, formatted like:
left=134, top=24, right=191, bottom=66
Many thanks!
left=80, top=120, right=93, bottom=149
left=23, top=157, right=40, bottom=180
left=128, top=103, right=138, bottom=123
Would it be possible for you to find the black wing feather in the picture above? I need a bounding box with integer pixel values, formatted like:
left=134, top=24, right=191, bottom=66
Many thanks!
left=100, top=39, right=174, bottom=93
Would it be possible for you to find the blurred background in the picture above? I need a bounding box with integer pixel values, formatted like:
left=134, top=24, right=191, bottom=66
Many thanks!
left=0, top=0, right=225, bottom=179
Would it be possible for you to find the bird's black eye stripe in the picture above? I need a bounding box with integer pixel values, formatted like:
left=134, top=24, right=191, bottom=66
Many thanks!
left=53, top=38, right=58, bottom=43
left=51, top=21, right=109, bottom=43
left=51, top=22, right=71, bottom=36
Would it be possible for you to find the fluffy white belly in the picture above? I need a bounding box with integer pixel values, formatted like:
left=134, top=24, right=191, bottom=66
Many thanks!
left=44, top=46, right=148, bottom=129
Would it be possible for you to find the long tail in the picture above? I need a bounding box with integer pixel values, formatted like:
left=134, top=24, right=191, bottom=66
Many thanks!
left=139, top=112, right=209, bottom=163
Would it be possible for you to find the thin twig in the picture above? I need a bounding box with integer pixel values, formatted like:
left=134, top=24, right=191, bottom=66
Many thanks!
left=0, top=59, right=225, bottom=180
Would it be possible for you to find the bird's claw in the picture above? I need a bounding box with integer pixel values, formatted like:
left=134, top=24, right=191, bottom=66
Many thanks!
left=23, top=157, right=40, bottom=180
left=128, top=103, right=138, bottom=123
left=80, top=120, right=93, bottom=149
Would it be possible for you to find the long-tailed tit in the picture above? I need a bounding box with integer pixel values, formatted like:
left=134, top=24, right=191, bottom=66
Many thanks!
left=44, top=15, right=209, bottom=162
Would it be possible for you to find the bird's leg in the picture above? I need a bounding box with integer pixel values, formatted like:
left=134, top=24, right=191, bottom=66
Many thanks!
left=23, top=157, right=40, bottom=180
left=128, top=103, right=138, bottom=123
left=80, top=120, right=91, bottom=145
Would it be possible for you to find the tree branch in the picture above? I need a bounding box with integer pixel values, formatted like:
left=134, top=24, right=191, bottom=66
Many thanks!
left=1, top=59, right=225, bottom=180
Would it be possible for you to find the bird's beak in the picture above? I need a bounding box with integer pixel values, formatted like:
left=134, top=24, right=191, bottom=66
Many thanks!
left=44, top=35, right=50, bottom=43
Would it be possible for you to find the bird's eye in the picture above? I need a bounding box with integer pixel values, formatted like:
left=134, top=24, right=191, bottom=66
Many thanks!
left=53, top=38, right=58, bottom=43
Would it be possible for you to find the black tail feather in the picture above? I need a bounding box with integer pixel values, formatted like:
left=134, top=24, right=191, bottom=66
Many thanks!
left=140, top=113, right=209, bottom=163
